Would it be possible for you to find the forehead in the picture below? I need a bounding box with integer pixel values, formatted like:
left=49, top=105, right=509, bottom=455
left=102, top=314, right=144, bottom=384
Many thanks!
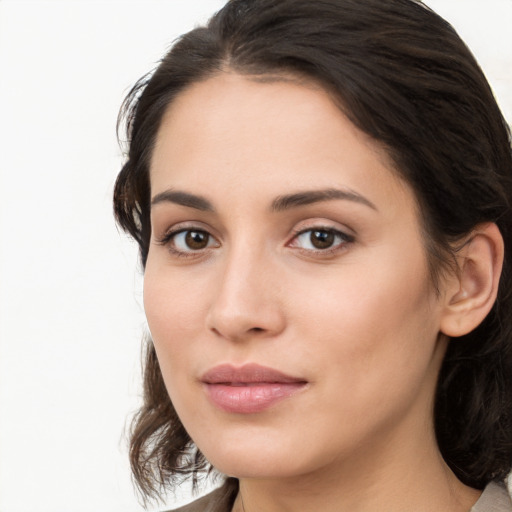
left=150, top=72, right=413, bottom=213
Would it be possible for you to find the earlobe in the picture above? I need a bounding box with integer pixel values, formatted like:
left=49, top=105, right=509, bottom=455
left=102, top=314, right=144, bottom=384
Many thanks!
left=440, top=223, right=504, bottom=338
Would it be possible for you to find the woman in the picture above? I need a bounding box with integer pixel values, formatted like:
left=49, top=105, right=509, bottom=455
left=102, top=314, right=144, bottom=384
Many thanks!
left=114, top=0, right=512, bottom=510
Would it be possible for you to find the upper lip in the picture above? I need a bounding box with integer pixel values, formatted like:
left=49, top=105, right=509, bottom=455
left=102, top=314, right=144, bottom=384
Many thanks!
left=201, top=363, right=307, bottom=384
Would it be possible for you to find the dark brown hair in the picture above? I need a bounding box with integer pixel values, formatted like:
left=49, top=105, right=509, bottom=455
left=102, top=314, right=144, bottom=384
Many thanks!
left=114, top=0, right=512, bottom=501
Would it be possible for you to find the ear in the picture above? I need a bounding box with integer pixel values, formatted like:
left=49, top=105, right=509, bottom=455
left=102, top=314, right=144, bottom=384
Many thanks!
left=440, top=222, right=504, bottom=338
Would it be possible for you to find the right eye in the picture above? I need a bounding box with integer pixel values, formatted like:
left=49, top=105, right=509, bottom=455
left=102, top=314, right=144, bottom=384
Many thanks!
left=158, top=228, right=220, bottom=256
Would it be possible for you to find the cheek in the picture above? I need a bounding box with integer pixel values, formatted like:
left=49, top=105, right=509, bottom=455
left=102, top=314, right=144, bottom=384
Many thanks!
left=294, top=251, right=432, bottom=333
left=290, top=245, right=439, bottom=384
left=144, top=257, right=207, bottom=332
left=143, top=263, right=210, bottom=423
left=143, top=261, right=208, bottom=377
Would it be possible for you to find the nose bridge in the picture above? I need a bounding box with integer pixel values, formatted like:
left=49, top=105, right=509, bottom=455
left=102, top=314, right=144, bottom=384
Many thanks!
left=206, top=236, right=285, bottom=341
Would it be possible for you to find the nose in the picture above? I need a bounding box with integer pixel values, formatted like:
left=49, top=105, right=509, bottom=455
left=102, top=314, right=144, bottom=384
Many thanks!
left=205, top=246, right=286, bottom=342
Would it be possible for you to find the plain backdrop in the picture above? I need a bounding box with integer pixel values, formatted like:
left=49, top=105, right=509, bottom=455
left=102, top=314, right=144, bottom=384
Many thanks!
left=0, top=1, right=511, bottom=511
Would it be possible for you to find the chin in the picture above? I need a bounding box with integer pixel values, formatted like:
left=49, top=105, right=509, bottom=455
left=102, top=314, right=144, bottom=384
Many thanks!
left=211, top=455, right=305, bottom=480
left=194, top=427, right=330, bottom=480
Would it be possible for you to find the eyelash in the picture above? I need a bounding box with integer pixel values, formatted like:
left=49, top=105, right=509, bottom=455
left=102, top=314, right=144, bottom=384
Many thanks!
left=289, top=226, right=355, bottom=255
left=156, top=227, right=219, bottom=258
left=156, top=225, right=354, bottom=258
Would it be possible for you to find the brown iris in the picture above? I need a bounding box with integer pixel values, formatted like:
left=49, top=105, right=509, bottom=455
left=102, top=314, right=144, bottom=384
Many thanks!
left=310, top=230, right=335, bottom=249
left=185, top=230, right=209, bottom=250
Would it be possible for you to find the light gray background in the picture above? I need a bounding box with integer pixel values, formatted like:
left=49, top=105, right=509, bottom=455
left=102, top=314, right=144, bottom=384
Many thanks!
left=0, top=1, right=510, bottom=511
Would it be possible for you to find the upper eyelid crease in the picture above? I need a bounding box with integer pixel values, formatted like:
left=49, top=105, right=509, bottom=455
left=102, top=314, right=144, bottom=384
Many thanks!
left=295, top=226, right=354, bottom=237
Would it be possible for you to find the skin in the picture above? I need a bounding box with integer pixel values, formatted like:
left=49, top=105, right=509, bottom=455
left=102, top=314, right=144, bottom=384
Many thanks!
left=144, top=73, right=483, bottom=511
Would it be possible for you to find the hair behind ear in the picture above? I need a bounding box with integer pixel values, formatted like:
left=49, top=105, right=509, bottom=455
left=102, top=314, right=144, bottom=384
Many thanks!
left=435, top=224, right=512, bottom=488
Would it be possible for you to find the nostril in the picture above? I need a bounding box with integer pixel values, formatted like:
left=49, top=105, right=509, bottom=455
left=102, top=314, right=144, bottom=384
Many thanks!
left=250, top=327, right=265, bottom=333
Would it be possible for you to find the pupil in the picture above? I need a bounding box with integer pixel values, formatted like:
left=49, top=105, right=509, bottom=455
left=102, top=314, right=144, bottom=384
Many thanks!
left=186, top=230, right=208, bottom=249
left=311, top=230, right=334, bottom=249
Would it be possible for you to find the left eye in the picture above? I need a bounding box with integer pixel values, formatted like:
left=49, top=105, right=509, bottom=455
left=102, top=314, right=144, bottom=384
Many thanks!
left=291, top=228, right=352, bottom=251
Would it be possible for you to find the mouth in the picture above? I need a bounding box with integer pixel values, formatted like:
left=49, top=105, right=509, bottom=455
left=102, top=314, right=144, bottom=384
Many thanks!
left=201, top=363, right=308, bottom=414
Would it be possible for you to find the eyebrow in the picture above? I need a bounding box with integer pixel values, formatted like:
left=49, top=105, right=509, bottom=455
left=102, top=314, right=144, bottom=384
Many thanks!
left=150, top=187, right=377, bottom=212
left=271, top=188, right=377, bottom=212
left=151, top=190, right=214, bottom=211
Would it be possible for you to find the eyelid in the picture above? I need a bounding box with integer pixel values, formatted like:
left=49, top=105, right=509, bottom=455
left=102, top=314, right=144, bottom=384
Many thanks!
left=158, top=228, right=218, bottom=245
left=287, top=223, right=355, bottom=254
left=153, top=220, right=354, bottom=258
left=155, top=221, right=216, bottom=243
left=155, top=222, right=220, bottom=258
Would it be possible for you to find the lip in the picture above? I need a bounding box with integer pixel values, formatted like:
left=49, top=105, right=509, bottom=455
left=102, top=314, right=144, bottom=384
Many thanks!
left=201, top=363, right=308, bottom=414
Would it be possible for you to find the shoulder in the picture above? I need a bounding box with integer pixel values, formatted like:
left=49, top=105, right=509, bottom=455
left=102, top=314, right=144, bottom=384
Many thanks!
left=166, top=479, right=238, bottom=512
left=471, top=480, right=512, bottom=512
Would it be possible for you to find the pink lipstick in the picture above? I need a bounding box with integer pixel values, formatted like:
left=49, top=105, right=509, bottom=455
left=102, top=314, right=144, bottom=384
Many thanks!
left=201, top=363, right=307, bottom=414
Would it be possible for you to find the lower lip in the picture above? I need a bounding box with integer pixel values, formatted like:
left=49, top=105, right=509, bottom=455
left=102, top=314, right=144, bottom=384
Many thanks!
left=204, top=382, right=306, bottom=414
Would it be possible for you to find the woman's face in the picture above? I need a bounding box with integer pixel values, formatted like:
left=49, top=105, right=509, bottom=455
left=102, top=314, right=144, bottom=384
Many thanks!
left=144, top=73, right=449, bottom=479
